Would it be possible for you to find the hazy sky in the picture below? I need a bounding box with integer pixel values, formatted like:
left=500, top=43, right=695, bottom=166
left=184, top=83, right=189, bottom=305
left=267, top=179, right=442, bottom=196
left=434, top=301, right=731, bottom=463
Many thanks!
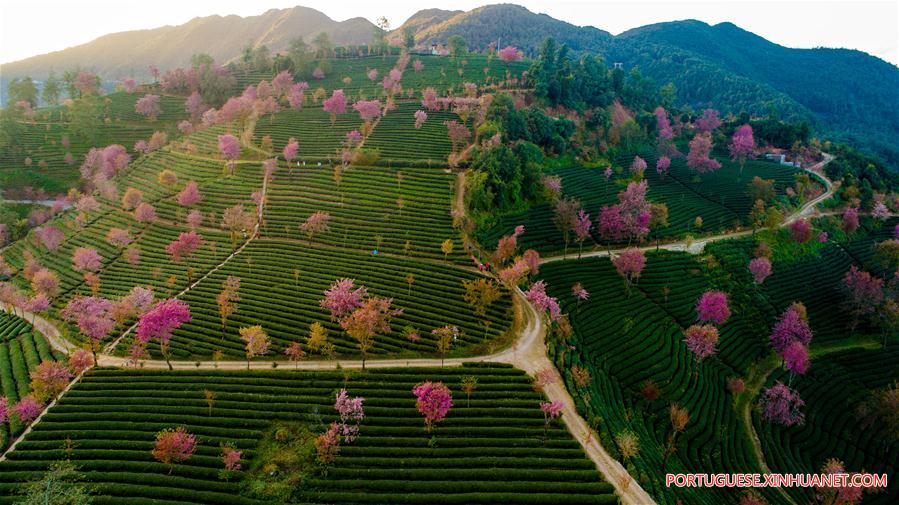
left=1, top=0, right=897, bottom=65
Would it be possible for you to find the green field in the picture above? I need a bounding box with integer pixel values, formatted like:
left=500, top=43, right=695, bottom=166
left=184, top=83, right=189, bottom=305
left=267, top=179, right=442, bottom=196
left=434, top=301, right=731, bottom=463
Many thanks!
left=0, top=365, right=615, bottom=505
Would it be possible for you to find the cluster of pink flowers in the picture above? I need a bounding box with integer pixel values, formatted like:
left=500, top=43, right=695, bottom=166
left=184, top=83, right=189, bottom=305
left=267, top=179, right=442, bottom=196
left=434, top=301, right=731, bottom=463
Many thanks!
left=320, top=279, right=368, bottom=321
left=334, top=389, right=365, bottom=443
left=759, top=381, right=805, bottom=426
left=524, top=280, right=562, bottom=322
left=748, top=257, right=772, bottom=284
left=412, top=381, right=453, bottom=433
left=696, top=291, right=731, bottom=325
left=683, top=324, right=720, bottom=361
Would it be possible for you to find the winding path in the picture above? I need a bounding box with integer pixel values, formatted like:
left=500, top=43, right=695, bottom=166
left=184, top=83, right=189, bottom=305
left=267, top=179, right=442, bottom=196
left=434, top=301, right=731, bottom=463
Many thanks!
left=0, top=155, right=839, bottom=504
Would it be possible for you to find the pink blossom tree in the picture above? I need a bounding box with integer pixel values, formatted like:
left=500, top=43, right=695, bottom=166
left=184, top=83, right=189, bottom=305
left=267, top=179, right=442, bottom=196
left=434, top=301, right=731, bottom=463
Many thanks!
left=612, top=248, right=646, bottom=287
left=574, top=209, right=592, bottom=258
left=135, top=94, right=162, bottom=120
left=656, top=156, right=671, bottom=177
left=185, top=91, right=205, bottom=119
left=789, top=219, right=813, bottom=243
left=759, top=381, right=805, bottom=426
left=60, top=296, right=114, bottom=363
left=444, top=120, right=471, bottom=152
left=748, top=257, right=772, bottom=284
left=220, top=444, right=242, bottom=474
left=539, top=401, right=563, bottom=444
left=694, top=109, right=721, bottom=134
left=352, top=99, right=382, bottom=130
left=301, top=211, right=331, bottom=243
left=412, top=381, right=453, bottom=433
left=34, top=225, right=64, bottom=252
left=770, top=304, right=813, bottom=354
left=421, top=87, right=439, bottom=111
left=72, top=247, right=102, bottom=273
left=684, top=324, right=719, bottom=378
left=10, top=396, right=43, bottom=424
left=28, top=360, right=72, bottom=402
left=728, top=124, right=756, bottom=175
left=696, top=291, right=731, bottom=325
left=105, top=228, right=133, bottom=249
left=498, top=45, right=523, bottom=62
left=782, top=341, right=809, bottom=377
left=284, top=342, right=305, bottom=368
left=413, top=110, right=428, bottom=129
left=68, top=348, right=94, bottom=375
left=135, top=299, right=192, bottom=370
left=320, top=278, right=367, bottom=321
left=842, top=207, right=860, bottom=235
left=152, top=426, right=197, bottom=472
left=340, top=297, right=402, bottom=368
left=323, top=90, right=347, bottom=124
left=524, top=280, right=562, bottom=322
left=687, top=133, right=721, bottom=173
left=218, top=134, right=240, bottom=175
left=283, top=138, right=299, bottom=164
left=841, top=265, right=884, bottom=333
left=334, top=389, right=365, bottom=442
left=133, top=202, right=156, bottom=225
left=630, top=156, right=647, bottom=178
left=176, top=181, right=202, bottom=207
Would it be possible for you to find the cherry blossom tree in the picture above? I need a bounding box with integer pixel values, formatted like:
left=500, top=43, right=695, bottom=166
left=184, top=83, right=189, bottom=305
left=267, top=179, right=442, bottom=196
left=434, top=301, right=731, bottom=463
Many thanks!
left=749, top=257, right=772, bottom=284
left=10, top=396, right=43, bottom=424
left=105, top=227, right=133, bottom=249
left=323, top=90, right=347, bottom=124
left=443, top=120, right=471, bottom=152
left=71, top=247, right=102, bottom=273
left=574, top=210, right=592, bottom=258
left=554, top=198, right=581, bottom=257
left=152, top=426, right=197, bottom=472
left=684, top=324, right=719, bottom=373
left=841, top=265, right=884, bottom=333
left=524, top=280, right=562, bottom=322
left=656, top=156, right=671, bottom=177
left=218, top=134, right=240, bottom=174
left=300, top=211, right=330, bottom=243
left=782, top=341, right=809, bottom=377
left=67, top=348, right=94, bottom=375
left=421, top=87, right=439, bottom=111
left=184, top=91, right=205, bottom=119
left=612, top=248, right=646, bottom=286
left=687, top=133, right=721, bottom=173
left=694, top=109, right=721, bottom=134
left=353, top=99, right=381, bottom=125
left=696, top=291, right=731, bottom=325
left=631, top=156, right=647, bottom=178
left=539, top=401, right=563, bottom=444
left=28, top=360, right=72, bottom=402
left=122, top=77, right=138, bottom=93
left=135, top=299, right=192, bottom=370
left=133, top=202, right=156, bottom=225
left=284, top=341, right=305, bottom=368
left=789, top=219, right=813, bottom=243
left=176, top=181, right=202, bottom=207
left=842, top=207, right=860, bottom=235
left=728, top=124, right=756, bottom=175
left=334, top=389, right=365, bottom=442
left=770, top=303, right=813, bottom=355
left=759, top=381, right=805, bottom=426
left=135, top=94, right=162, bottom=120
left=413, top=110, right=427, bottom=129
left=283, top=138, right=299, bottom=164
left=498, top=45, right=523, bottom=62
left=34, top=225, right=64, bottom=252
left=320, top=278, right=368, bottom=321
left=239, top=325, right=270, bottom=368
left=61, top=296, right=114, bottom=363
left=412, top=381, right=453, bottom=433
left=315, top=422, right=341, bottom=469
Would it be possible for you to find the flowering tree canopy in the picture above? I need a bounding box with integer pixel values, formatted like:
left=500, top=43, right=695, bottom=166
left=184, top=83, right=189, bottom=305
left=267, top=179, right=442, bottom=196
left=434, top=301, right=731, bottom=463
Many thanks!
left=135, top=94, right=162, bottom=119
left=748, top=257, right=772, bottom=284
left=696, top=291, right=731, bottom=325
left=152, top=426, right=197, bottom=468
left=412, top=381, right=453, bottom=432
left=687, top=133, right=721, bottom=173
left=759, top=381, right=805, bottom=426
left=684, top=324, right=719, bottom=361
left=320, top=278, right=368, bottom=321
left=612, top=248, right=646, bottom=284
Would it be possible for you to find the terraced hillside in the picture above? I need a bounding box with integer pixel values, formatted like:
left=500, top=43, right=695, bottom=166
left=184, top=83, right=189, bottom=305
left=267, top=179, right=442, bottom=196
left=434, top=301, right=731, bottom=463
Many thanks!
left=0, top=312, right=65, bottom=450
left=0, top=365, right=616, bottom=505
left=756, top=347, right=898, bottom=505
left=0, top=92, right=187, bottom=193
left=124, top=238, right=513, bottom=360
left=480, top=153, right=805, bottom=255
